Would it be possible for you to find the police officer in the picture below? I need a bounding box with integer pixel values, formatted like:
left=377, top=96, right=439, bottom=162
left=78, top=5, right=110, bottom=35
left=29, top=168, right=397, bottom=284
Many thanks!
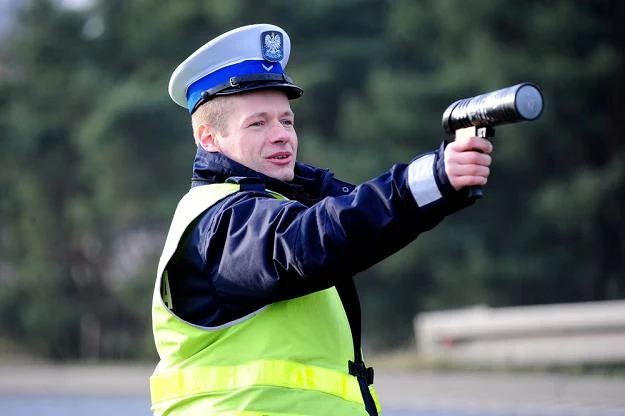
left=150, top=23, right=493, bottom=416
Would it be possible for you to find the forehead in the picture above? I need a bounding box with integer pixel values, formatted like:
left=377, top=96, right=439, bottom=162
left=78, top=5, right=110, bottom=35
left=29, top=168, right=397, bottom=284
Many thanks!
left=229, top=90, right=293, bottom=114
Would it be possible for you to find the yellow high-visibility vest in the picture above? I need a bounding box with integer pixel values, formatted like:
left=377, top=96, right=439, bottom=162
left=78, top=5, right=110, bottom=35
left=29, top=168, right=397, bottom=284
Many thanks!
left=150, top=183, right=380, bottom=415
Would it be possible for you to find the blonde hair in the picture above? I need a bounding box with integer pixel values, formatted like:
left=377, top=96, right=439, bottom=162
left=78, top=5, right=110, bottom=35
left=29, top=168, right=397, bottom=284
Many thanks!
left=191, top=95, right=232, bottom=143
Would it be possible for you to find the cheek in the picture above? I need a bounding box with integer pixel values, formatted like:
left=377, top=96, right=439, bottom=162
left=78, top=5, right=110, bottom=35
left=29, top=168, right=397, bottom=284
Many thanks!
left=239, top=138, right=262, bottom=162
left=217, top=138, right=243, bottom=162
left=291, top=133, right=298, bottom=151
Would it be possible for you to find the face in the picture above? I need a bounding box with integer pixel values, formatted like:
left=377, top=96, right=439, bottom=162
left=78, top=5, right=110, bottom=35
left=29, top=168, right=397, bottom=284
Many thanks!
left=200, top=90, right=298, bottom=182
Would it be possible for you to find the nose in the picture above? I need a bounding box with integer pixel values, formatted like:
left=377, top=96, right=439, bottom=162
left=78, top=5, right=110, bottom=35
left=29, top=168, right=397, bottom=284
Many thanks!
left=269, top=120, right=291, bottom=143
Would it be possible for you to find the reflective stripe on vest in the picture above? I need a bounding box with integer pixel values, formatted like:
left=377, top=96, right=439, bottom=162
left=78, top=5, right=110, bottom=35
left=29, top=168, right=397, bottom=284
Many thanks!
left=150, top=359, right=370, bottom=405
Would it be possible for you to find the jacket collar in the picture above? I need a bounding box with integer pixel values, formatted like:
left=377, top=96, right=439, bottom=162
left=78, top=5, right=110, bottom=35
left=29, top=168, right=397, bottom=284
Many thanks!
left=191, top=146, right=343, bottom=203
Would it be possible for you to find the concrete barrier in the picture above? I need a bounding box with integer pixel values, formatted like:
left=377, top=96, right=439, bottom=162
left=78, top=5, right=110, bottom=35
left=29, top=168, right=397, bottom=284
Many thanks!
left=414, top=299, right=625, bottom=366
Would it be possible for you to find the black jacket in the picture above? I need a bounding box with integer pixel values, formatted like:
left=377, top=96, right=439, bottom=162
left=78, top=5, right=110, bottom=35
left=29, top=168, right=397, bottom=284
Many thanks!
left=167, top=144, right=472, bottom=327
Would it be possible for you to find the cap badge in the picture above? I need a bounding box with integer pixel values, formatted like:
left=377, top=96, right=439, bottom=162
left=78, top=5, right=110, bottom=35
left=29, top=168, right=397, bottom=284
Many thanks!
left=261, top=31, right=283, bottom=62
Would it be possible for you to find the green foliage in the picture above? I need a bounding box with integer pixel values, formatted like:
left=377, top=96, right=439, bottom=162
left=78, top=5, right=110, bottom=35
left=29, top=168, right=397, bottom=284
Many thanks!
left=0, top=0, right=623, bottom=359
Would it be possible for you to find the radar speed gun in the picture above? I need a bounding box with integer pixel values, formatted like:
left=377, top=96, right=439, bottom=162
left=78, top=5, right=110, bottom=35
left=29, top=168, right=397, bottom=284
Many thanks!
left=441, top=82, right=544, bottom=199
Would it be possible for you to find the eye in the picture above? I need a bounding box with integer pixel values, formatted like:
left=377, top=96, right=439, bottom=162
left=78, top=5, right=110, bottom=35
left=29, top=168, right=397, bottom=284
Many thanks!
left=281, top=119, right=294, bottom=127
left=249, top=120, right=265, bottom=127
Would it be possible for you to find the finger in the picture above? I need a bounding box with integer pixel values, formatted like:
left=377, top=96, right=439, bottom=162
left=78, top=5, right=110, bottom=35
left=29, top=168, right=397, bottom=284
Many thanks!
left=450, top=175, right=489, bottom=189
left=446, top=164, right=490, bottom=178
left=447, top=151, right=492, bottom=167
left=449, top=136, right=493, bottom=154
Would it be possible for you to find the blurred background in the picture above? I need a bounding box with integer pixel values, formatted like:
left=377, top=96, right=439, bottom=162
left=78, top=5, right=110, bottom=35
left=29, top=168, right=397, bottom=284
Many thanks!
left=0, top=0, right=624, bottom=415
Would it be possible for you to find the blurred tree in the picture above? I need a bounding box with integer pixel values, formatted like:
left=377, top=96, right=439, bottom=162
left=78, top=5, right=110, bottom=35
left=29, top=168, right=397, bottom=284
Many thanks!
left=0, top=0, right=104, bottom=360
left=345, top=0, right=625, bottom=348
left=0, top=0, right=623, bottom=358
left=0, top=0, right=192, bottom=359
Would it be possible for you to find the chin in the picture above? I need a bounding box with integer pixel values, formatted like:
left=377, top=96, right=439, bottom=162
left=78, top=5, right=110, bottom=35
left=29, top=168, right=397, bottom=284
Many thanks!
left=274, top=171, right=294, bottom=182
left=262, top=166, right=292, bottom=182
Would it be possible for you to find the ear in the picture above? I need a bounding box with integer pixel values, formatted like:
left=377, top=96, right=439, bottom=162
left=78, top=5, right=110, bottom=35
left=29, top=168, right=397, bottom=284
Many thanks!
left=197, top=124, right=220, bottom=152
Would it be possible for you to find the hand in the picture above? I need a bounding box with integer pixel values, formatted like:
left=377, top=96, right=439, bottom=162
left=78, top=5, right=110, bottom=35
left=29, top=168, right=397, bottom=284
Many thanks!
left=444, top=135, right=493, bottom=191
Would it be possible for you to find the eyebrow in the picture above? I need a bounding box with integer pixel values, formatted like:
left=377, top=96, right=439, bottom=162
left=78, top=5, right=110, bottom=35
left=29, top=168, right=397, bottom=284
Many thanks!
left=242, top=110, right=294, bottom=122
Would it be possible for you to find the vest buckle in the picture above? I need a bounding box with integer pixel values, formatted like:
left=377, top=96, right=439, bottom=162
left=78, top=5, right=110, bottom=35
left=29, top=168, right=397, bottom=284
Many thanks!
left=348, top=360, right=374, bottom=385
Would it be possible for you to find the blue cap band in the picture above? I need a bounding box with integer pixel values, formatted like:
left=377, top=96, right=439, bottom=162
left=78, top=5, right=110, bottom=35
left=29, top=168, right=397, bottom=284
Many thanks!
left=186, top=60, right=284, bottom=113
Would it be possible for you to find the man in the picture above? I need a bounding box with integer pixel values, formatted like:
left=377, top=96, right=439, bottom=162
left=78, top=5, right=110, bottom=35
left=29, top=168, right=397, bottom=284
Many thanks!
left=150, top=24, right=492, bottom=416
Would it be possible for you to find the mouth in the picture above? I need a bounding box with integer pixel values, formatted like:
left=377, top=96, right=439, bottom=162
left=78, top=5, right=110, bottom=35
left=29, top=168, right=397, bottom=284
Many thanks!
left=267, top=152, right=292, bottom=162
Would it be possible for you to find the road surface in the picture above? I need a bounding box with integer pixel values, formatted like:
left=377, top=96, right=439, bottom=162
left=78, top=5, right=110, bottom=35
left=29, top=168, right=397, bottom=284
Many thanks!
left=1, top=364, right=625, bottom=415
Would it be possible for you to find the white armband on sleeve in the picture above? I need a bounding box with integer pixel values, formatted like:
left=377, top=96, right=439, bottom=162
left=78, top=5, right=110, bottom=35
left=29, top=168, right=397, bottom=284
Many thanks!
left=407, top=154, right=442, bottom=207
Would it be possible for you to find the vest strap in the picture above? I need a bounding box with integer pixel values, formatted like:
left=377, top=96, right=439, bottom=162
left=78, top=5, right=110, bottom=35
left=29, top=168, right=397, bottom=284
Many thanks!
left=150, top=359, right=364, bottom=405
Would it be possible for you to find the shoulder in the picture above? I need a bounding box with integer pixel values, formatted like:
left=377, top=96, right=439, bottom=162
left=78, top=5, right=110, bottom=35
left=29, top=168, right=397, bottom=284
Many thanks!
left=193, top=180, right=290, bottom=230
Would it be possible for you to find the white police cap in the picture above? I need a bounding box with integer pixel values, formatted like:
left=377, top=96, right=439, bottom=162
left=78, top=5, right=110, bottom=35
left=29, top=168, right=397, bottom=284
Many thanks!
left=169, top=23, right=303, bottom=114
